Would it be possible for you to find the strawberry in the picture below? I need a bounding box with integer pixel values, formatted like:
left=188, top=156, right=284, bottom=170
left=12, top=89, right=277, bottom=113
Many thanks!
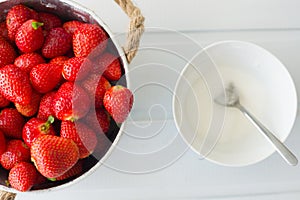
left=14, top=53, right=45, bottom=74
left=50, top=56, right=69, bottom=67
left=103, top=85, right=133, bottom=123
left=52, top=82, right=91, bottom=121
left=0, top=64, right=32, bottom=105
left=15, top=19, right=44, bottom=53
left=31, top=135, right=80, bottom=178
left=0, top=140, right=30, bottom=170
left=73, top=24, right=108, bottom=58
left=38, top=12, right=62, bottom=31
left=62, top=57, right=92, bottom=81
left=63, top=20, right=84, bottom=35
left=0, top=22, right=9, bottom=41
left=0, top=130, right=6, bottom=155
left=50, top=56, right=70, bottom=88
left=30, top=63, right=62, bottom=93
left=61, top=121, right=97, bottom=158
left=81, top=75, right=111, bottom=108
left=84, top=109, right=110, bottom=134
left=51, top=160, right=83, bottom=181
left=37, top=91, right=56, bottom=120
left=0, top=93, right=10, bottom=108
left=0, top=108, right=25, bottom=139
left=0, top=37, right=17, bottom=68
left=22, top=116, right=56, bottom=148
left=8, top=162, right=38, bottom=192
left=42, top=27, right=72, bottom=58
left=15, top=90, right=42, bottom=117
left=97, top=53, right=122, bottom=81
left=6, top=4, right=38, bottom=41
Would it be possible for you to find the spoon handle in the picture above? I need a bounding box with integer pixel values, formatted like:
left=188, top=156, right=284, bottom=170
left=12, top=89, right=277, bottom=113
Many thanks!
left=237, top=104, right=298, bottom=166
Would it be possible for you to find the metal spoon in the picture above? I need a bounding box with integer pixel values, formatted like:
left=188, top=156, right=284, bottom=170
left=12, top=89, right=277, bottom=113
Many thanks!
left=214, top=83, right=298, bottom=166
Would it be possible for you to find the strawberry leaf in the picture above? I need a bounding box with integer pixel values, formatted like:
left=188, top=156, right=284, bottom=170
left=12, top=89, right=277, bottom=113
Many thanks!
left=32, top=22, right=44, bottom=30
left=41, top=115, right=55, bottom=131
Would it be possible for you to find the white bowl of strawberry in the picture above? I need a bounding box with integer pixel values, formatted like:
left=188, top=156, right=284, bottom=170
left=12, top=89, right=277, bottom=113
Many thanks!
left=0, top=0, right=135, bottom=196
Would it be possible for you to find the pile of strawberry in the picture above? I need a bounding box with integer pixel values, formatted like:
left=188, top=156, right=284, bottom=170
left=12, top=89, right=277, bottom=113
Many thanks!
left=0, top=4, right=133, bottom=192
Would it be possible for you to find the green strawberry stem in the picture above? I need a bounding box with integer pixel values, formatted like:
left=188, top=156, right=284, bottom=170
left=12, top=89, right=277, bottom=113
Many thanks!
left=32, top=21, right=44, bottom=30
left=41, top=115, right=55, bottom=132
left=48, top=178, right=56, bottom=181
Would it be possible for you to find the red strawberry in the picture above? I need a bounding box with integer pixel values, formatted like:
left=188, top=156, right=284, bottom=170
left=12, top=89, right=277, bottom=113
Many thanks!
left=50, top=56, right=70, bottom=88
left=30, top=11, right=39, bottom=21
left=0, top=37, right=17, bottom=68
left=63, top=20, right=84, bottom=35
left=0, top=93, right=10, bottom=108
left=0, top=140, right=30, bottom=170
left=15, top=19, right=44, bottom=53
left=0, top=64, right=32, bottom=105
left=37, top=91, right=56, bottom=120
left=103, top=85, right=133, bottom=123
left=50, top=56, right=69, bottom=67
left=52, top=82, right=90, bottom=121
left=22, top=116, right=56, bottom=148
left=52, top=160, right=83, bottom=181
left=15, top=90, right=42, bottom=117
left=84, top=109, right=110, bottom=134
left=31, top=135, right=80, bottom=178
left=8, top=162, right=38, bottom=192
left=6, top=4, right=38, bottom=41
left=62, top=57, right=92, bottom=81
left=0, top=130, right=6, bottom=155
left=38, top=12, right=62, bottom=31
left=0, top=22, right=9, bottom=41
left=30, top=63, right=62, bottom=93
left=73, top=24, right=108, bottom=58
left=42, top=27, right=72, bottom=58
left=14, top=53, right=45, bottom=74
left=81, top=75, right=111, bottom=108
left=0, top=108, right=25, bottom=139
left=61, top=121, right=97, bottom=158
left=97, top=53, right=122, bottom=81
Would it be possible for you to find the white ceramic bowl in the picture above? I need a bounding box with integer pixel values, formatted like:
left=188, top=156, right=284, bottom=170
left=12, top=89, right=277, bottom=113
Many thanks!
left=173, top=40, right=297, bottom=167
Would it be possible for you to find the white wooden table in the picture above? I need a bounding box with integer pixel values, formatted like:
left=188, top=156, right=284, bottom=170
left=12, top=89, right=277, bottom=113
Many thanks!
left=18, top=1, right=300, bottom=199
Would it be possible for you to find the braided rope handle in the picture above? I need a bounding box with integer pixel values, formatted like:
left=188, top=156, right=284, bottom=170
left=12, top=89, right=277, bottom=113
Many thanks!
left=0, top=191, right=16, bottom=200
left=114, top=0, right=145, bottom=63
